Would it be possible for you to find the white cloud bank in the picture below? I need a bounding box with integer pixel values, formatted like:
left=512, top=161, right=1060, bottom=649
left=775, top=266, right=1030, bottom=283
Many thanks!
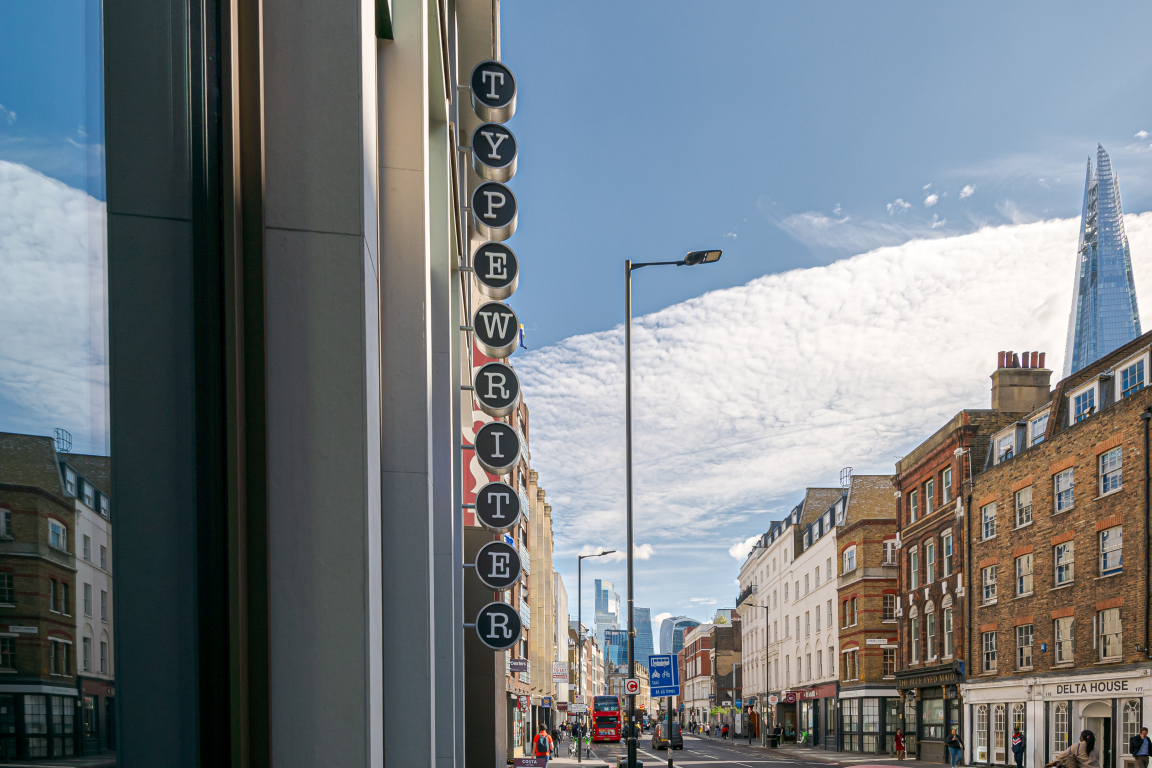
left=518, top=213, right=1152, bottom=560
left=0, top=161, right=108, bottom=454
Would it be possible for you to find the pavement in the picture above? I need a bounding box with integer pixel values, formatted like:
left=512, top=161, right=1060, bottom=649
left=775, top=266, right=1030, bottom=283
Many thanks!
left=539, top=733, right=952, bottom=768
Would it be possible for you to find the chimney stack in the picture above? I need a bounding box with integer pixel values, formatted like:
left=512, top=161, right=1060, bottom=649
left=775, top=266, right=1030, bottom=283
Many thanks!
left=992, top=349, right=1052, bottom=412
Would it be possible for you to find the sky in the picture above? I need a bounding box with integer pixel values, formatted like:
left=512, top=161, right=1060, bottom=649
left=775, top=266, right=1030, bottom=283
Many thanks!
left=498, top=1, right=1152, bottom=629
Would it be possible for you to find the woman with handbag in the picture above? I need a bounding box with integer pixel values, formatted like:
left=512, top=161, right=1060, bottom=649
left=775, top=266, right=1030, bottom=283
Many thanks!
left=946, top=727, right=964, bottom=767
left=1046, top=730, right=1099, bottom=768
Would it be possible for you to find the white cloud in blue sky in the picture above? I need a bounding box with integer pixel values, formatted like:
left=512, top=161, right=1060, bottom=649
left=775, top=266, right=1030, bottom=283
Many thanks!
left=524, top=213, right=1152, bottom=616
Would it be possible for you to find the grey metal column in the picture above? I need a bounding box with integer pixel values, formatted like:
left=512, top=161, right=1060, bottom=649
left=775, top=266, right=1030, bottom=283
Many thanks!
left=262, top=0, right=383, bottom=764
left=379, top=0, right=438, bottom=765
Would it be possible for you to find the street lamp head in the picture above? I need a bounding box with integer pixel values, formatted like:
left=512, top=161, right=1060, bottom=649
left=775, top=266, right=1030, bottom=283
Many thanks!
left=600, top=549, right=617, bottom=556
left=682, top=250, right=722, bottom=267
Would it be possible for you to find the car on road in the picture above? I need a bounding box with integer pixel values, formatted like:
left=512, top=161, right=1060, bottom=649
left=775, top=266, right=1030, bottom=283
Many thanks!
left=651, top=721, right=683, bottom=750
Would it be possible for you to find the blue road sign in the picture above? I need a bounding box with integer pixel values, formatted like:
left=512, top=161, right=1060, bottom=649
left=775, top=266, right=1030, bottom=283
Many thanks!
left=647, top=654, right=680, bottom=697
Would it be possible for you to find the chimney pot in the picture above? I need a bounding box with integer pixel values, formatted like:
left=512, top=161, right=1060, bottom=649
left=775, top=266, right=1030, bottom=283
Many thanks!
left=1038, top=352, right=1046, bottom=369
left=1022, top=351, right=1031, bottom=368
left=1030, top=351, right=1039, bottom=368
left=998, top=351, right=1006, bottom=368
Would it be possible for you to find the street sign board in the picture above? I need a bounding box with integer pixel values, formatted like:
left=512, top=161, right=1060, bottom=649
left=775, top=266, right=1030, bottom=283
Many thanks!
left=624, top=678, right=640, bottom=695
left=784, top=692, right=797, bottom=704
left=471, top=122, right=517, bottom=182
left=569, top=703, right=588, bottom=714
left=473, top=421, right=521, bottom=475
left=473, top=301, right=520, bottom=358
left=473, top=242, right=519, bottom=301
left=470, top=60, right=517, bottom=123
left=475, top=601, right=523, bottom=650
left=552, top=662, right=569, bottom=682
left=474, top=540, right=521, bottom=591
left=509, top=657, right=529, bottom=673
left=474, top=480, right=521, bottom=532
left=513, top=759, right=545, bottom=768
left=557, top=702, right=568, bottom=711
left=473, top=361, right=520, bottom=417
left=767, top=694, right=779, bottom=705
left=542, top=697, right=552, bottom=708
left=471, top=181, right=518, bottom=241
left=573, top=695, right=584, bottom=705
left=518, top=695, right=529, bottom=710
left=647, top=654, right=680, bottom=697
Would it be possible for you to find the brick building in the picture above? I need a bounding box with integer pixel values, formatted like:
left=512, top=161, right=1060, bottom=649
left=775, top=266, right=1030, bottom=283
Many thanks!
left=835, top=474, right=900, bottom=754
left=0, top=432, right=114, bottom=759
left=961, top=338, right=1152, bottom=768
left=710, top=618, right=742, bottom=731
left=894, top=359, right=1047, bottom=762
left=681, top=623, right=713, bottom=727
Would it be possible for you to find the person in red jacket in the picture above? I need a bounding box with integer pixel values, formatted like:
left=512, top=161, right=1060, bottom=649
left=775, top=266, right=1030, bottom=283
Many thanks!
left=533, top=724, right=554, bottom=764
left=895, top=729, right=906, bottom=760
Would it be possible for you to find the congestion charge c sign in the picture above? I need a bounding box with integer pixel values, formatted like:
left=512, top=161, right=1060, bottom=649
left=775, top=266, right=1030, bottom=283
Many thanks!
left=473, top=242, right=519, bottom=301
left=475, top=601, right=523, bottom=651
left=474, top=480, right=521, bottom=532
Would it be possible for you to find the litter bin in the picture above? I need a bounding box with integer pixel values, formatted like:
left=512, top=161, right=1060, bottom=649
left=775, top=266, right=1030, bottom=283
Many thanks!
left=767, top=735, right=778, bottom=749
left=616, top=759, right=644, bottom=768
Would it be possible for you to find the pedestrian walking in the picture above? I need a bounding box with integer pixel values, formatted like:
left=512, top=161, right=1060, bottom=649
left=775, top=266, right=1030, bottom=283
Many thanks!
left=722, top=722, right=730, bottom=740
left=1046, top=730, right=1100, bottom=768
left=1131, top=727, right=1151, bottom=768
left=895, top=729, right=906, bottom=760
left=947, top=727, right=964, bottom=767
left=533, top=724, right=554, bottom=765
left=1012, top=728, right=1025, bottom=768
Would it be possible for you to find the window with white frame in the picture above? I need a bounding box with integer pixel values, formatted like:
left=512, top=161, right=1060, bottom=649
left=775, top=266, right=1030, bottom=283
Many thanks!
left=81, top=481, right=94, bottom=508
left=843, top=547, right=856, bottom=573
left=805, top=574, right=810, bottom=595
left=1015, top=553, right=1033, bottom=595
left=942, top=532, right=953, bottom=575
left=48, top=521, right=67, bottom=552
left=82, top=535, right=90, bottom=561
left=851, top=599, right=858, bottom=625
left=982, top=631, right=997, bottom=672
left=926, top=612, right=937, bottom=659
left=1099, top=526, right=1123, bottom=575
left=982, top=565, right=997, bottom=604
left=942, top=467, right=953, bottom=504
left=944, top=607, right=954, bottom=657
left=1015, top=487, right=1032, bottom=527
left=883, top=594, right=896, bottom=621
left=0, top=508, right=10, bottom=538
left=827, top=600, right=833, bottom=627
left=805, top=612, right=810, bottom=637
left=814, top=567, right=821, bottom=588
left=925, top=479, right=935, bottom=515
left=1054, top=617, right=1073, bottom=663
left=0, top=637, right=13, bottom=670
left=816, top=649, right=823, bottom=677
left=1121, top=358, right=1146, bottom=398
left=926, top=540, right=936, bottom=583
left=909, top=547, right=919, bottom=589
left=908, top=490, right=918, bottom=524
left=82, top=637, right=91, bottom=672
left=63, top=467, right=77, bottom=496
left=982, top=502, right=997, bottom=539
left=1055, top=469, right=1074, bottom=512
left=99, top=494, right=110, bottom=519
left=0, top=574, right=13, bottom=605
left=1055, top=541, right=1074, bottom=585
left=1100, top=447, right=1122, bottom=494
left=911, top=617, right=920, bottom=663
left=1073, top=385, right=1096, bottom=422
left=1016, top=625, right=1033, bottom=668
left=826, top=557, right=832, bottom=581
left=100, top=590, right=107, bottom=621
left=883, top=540, right=896, bottom=565
left=1098, top=608, right=1121, bottom=660
left=1031, top=412, right=1049, bottom=446
left=784, top=583, right=788, bottom=601
left=49, top=639, right=71, bottom=676
left=996, top=433, right=1014, bottom=463
left=884, top=647, right=896, bottom=676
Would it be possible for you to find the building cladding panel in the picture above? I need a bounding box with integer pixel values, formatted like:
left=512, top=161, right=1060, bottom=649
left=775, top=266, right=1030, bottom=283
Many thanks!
left=1064, top=145, right=1142, bottom=375
left=634, top=607, right=654, bottom=669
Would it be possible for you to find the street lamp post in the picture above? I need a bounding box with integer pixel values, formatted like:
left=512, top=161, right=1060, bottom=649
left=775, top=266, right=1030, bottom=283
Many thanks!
left=624, top=250, right=722, bottom=768
left=578, top=549, right=615, bottom=763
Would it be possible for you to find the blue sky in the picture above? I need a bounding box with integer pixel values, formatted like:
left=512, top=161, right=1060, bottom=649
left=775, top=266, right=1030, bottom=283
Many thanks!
left=501, top=1, right=1152, bottom=626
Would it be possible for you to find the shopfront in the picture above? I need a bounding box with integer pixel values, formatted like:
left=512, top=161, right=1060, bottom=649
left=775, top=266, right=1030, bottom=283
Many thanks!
left=962, top=670, right=1152, bottom=768
left=897, top=665, right=964, bottom=762
left=793, top=682, right=839, bottom=749
left=840, top=688, right=901, bottom=754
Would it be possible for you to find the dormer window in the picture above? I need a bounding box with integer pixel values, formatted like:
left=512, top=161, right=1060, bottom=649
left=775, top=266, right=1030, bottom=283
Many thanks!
left=1072, top=384, right=1096, bottom=423
left=82, top=482, right=95, bottom=509
left=996, top=433, right=1014, bottom=463
left=1121, top=356, right=1147, bottom=398
left=99, top=495, right=110, bottom=519
left=1030, top=412, right=1049, bottom=446
left=63, top=467, right=77, bottom=496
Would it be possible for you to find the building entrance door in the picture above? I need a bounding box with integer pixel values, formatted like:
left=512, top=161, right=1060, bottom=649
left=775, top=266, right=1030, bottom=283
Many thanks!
left=1086, top=716, right=1112, bottom=768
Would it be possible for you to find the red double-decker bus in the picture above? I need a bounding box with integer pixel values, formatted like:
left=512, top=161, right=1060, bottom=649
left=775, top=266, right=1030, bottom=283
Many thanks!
left=592, top=695, right=621, bottom=742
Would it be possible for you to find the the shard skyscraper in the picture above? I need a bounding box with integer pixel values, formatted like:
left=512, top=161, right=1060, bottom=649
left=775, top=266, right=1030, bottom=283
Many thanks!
left=1063, top=145, right=1142, bottom=375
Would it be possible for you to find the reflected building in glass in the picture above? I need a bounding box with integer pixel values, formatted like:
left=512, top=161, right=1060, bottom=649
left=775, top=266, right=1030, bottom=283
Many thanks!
left=1063, top=145, right=1142, bottom=375
left=633, top=607, right=654, bottom=670
left=594, top=579, right=619, bottom=647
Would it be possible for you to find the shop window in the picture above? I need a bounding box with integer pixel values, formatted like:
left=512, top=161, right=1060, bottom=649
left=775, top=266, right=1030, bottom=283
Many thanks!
left=905, top=698, right=918, bottom=754
left=863, top=698, right=879, bottom=753
left=1015, top=487, right=1032, bottom=527
left=993, top=704, right=1007, bottom=763
left=1016, top=625, right=1033, bottom=668
left=1099, top=526, right=1123, bottom=575
left=843, top=698, right=859, bottom=752
left=922, top=698, right=944, bottom=740
left=982, top=566, right=997, bottom=604
left=1098, top=608, right=1121, bottom=660
left=1015, top=554, right=1033, bottom=596
left=1123, top=700, right=1142, bottom=746
left=982, top=503, right=997, bottom=539
left=1054, top=618, right=1074, bottom=663
left=1055, top=470, right=1074, bottom=512
left=982, top=631, right=997, bottom=672
left=1012, top=703, right=1025, bottom=740
left=942, top=467, right=953, bottom=503
left=52, top=696, right=75, bottom=756
left=1053, top=702, right=1070, bottom=752
left=1100, top=448, right=1123, bottom=494
left=25, top=695, right=47, bottom=757
left=976, top=705, right=989, bottom=763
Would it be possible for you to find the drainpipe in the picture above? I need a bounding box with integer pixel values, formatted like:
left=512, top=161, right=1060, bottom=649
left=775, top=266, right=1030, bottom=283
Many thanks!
left=1142, top=410, right=1151, bottom=658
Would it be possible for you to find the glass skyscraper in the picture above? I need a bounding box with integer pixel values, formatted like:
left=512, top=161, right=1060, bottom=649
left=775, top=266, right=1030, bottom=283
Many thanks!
left=659, top=615, right=701, bottom=655
left=594, top=579, right=620, bottom=647
left=604, top=629, right=629, bottom=672
left=1064, top=145, right=1142, bottom=375
left=634, top=607, right=654, bottom=669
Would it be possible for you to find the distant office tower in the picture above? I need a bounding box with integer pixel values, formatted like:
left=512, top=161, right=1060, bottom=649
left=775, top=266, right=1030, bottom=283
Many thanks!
left=604, top=629, right=628, bottom=672
left=1064, top=145, right=1141, bottom=375
left=634, top=608, right=654, bottom=669
left=594, top=579, right=620, bottom=646
left=659, top=615, right=701, bottom=655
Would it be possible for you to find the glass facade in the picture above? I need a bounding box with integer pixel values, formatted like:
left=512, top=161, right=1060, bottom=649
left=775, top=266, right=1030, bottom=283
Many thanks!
left=634, top=608, right=654, bottom=670
left=1064, top=145, right=1142, bottom=375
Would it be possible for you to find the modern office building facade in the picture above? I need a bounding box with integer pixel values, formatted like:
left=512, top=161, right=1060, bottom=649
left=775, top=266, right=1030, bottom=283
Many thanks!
left=595, top=579, right=620, bottom=647
left=634, top=607, right=654, bottom=669
left=604, top=629, right=628, bottom=672
left=661, top=616, right=702, bottom=656
left=1064, top=145, right=1142, bottom=375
